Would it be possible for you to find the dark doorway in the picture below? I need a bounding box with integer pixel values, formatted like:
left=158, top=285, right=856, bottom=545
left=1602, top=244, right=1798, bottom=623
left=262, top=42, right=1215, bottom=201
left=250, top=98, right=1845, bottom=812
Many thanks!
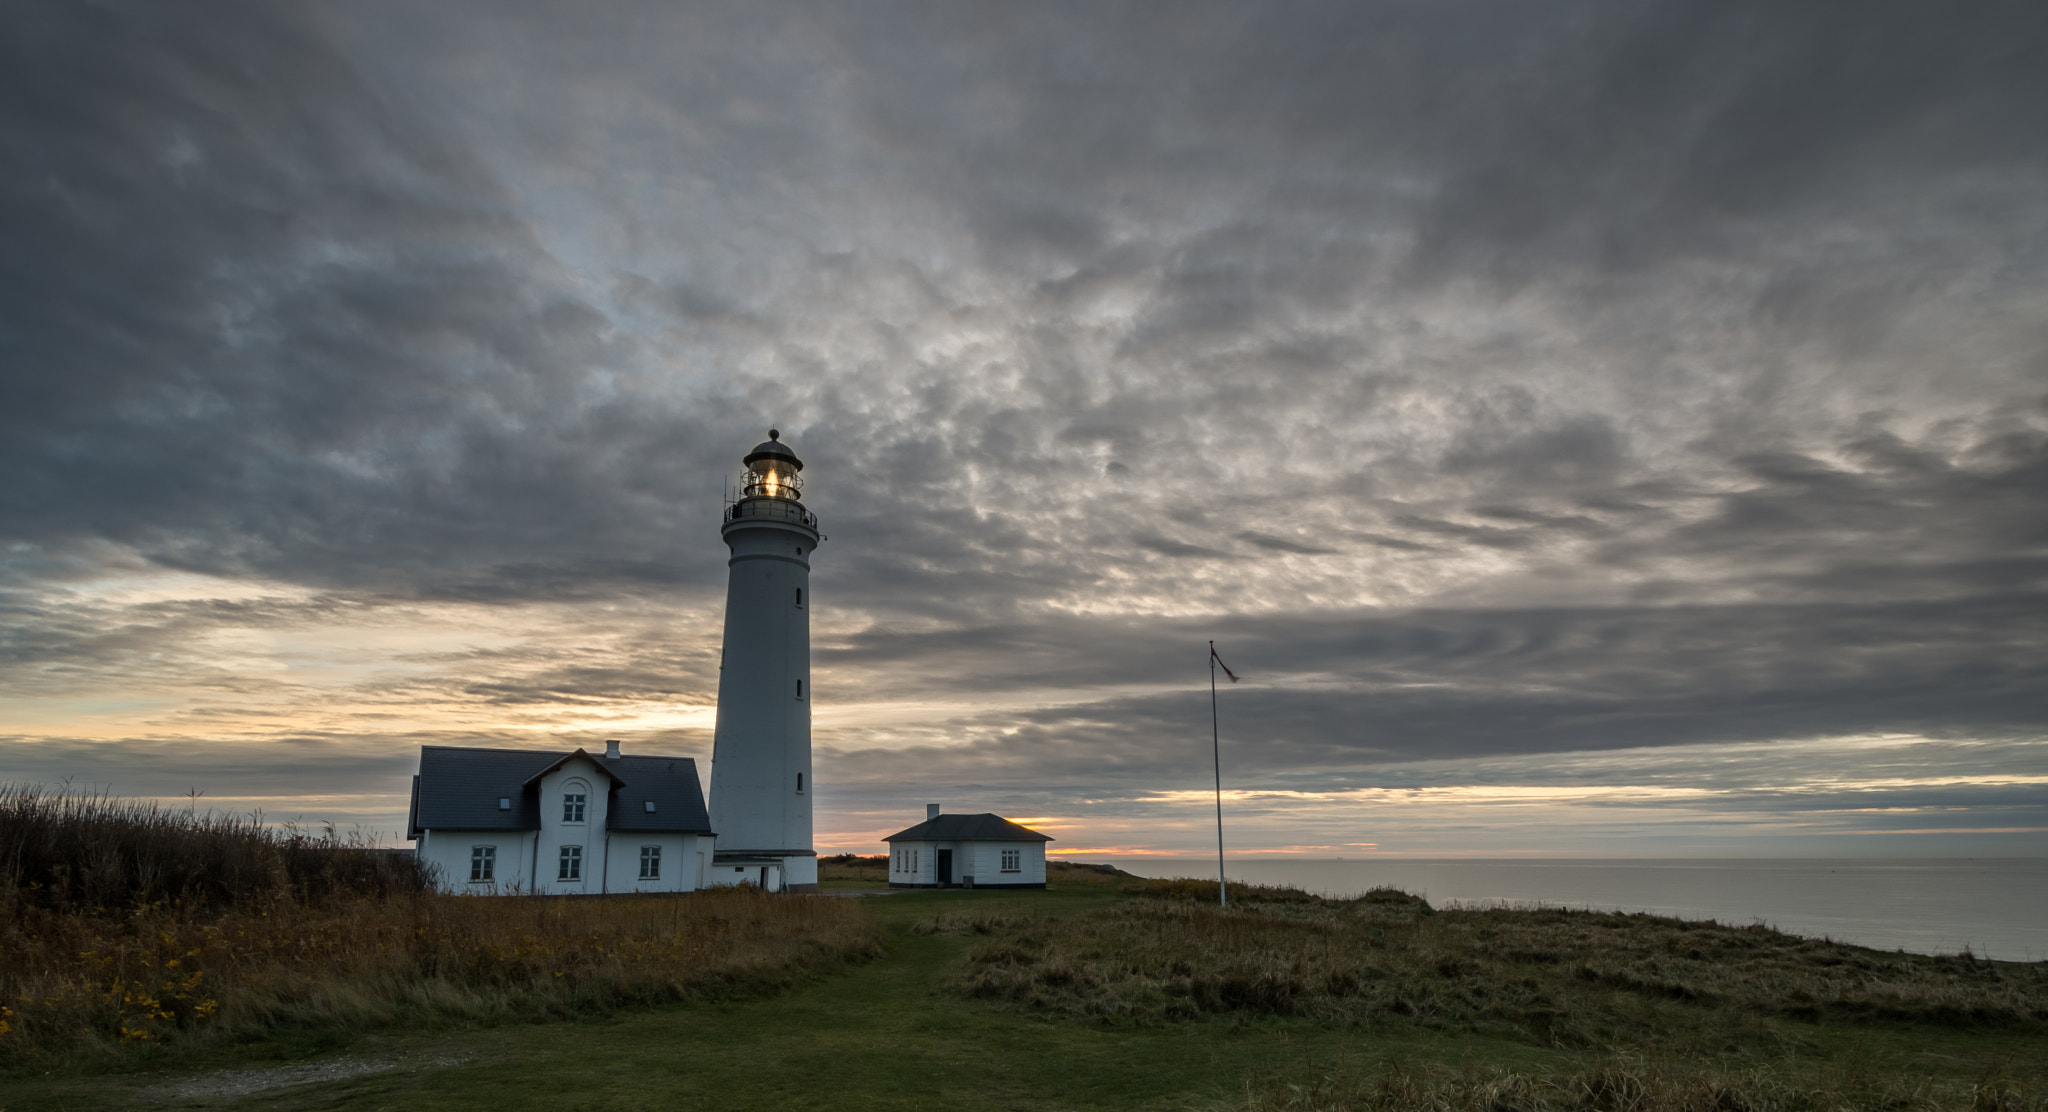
left=760, top=866, right=771, bottom=890
left=937, top=849, right=953, bottom=887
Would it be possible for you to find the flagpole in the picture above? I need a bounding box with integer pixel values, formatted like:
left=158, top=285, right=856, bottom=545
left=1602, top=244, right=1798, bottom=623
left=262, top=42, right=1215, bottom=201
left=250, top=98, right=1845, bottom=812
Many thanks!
left=1210, top=640, right=1226, bottom=909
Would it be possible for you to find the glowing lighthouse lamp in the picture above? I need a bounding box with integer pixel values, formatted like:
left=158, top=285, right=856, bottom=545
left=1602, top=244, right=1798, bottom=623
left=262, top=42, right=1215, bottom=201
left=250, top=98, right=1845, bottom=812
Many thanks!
left=707, top=430, right=821, bottom=892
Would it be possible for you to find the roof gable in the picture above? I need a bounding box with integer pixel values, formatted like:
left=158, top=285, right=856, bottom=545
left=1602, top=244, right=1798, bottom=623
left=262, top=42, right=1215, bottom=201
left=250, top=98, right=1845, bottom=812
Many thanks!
left=882, top=813, right=1053, bottom=843
left=523, top=748, right=628, bottom=788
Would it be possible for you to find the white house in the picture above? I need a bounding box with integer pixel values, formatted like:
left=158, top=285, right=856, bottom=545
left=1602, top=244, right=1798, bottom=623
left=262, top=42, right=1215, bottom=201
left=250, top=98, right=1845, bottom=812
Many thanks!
left=407, top=741, right=715, bottom=894
left=884, top=805, right=1052, bottom=889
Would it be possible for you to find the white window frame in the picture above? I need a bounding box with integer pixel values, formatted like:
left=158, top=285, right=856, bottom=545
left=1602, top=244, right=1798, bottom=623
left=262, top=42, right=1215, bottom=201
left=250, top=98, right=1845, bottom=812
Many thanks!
left=562, top=791, right=587, bottom=824
left=639, top=844, right=661, bottom=880
left=470, top=845, right=497, bottom=883
left=1001, top=848, right=1021, bottom=873
left=558, top=844, right=583, bottom=881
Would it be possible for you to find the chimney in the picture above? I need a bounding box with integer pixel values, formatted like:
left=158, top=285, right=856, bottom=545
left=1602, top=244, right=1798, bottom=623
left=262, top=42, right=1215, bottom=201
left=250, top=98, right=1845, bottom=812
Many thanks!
left=926, top=803, right=940, bottom=821
left=605, top=739, right=621, bottom=760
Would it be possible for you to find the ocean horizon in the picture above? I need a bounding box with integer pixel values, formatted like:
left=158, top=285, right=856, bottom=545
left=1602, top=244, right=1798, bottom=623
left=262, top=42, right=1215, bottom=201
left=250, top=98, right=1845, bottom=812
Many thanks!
left=1104, top=857, right=2048, bottom=962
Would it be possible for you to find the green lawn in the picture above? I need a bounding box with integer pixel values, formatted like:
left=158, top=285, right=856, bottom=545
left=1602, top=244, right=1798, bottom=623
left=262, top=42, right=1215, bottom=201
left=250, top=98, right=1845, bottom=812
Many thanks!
left=5, top=885, right=2043, bottom=1111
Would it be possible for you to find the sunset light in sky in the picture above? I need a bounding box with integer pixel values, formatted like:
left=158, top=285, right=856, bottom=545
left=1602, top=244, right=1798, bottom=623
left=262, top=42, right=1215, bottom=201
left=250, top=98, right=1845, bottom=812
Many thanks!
left=3, top=1, right=2044, bottom=860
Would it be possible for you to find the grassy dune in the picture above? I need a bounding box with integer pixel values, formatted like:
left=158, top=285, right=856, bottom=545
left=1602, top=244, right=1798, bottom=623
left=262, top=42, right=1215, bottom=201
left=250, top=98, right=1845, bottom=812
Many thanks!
left=937, top=888, right=2048, bottom=1038
left=912, top=877, right=2047, bottom=1110
left=5, top=811, right=2043, bottom=1109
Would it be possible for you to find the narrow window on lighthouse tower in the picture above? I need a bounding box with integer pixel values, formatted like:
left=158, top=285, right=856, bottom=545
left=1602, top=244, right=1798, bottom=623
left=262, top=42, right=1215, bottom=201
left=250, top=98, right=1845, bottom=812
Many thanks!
left=796, top=679, right=804, bottom=699
left=796, top=772, right=805, bottom=794
left=795, top=587, right=803, bottom=608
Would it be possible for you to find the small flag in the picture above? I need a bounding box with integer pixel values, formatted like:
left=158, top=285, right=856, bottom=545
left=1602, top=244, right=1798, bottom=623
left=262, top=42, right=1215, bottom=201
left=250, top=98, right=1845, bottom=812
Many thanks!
left=1209, top=641, right=1239, bottom=683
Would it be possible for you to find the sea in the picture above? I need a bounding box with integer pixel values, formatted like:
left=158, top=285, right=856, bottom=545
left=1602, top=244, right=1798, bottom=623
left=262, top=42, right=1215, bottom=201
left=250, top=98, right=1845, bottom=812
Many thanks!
left=1109, top=858, right=2048, bottom=961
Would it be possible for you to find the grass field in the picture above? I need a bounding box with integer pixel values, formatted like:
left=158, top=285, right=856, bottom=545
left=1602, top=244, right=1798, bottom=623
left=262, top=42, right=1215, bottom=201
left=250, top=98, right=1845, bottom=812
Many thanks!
left=4, top=864, right=2044, bottom=1111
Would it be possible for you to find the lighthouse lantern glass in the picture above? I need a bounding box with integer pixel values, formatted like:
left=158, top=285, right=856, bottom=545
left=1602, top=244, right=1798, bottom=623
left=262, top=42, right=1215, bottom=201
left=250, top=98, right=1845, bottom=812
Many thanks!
left=746, top=458, right=801, bottom=500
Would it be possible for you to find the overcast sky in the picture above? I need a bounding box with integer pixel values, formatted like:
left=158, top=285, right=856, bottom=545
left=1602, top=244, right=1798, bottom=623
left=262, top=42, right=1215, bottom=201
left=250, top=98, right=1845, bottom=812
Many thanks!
left=4, top=0, right=2045, bottom=858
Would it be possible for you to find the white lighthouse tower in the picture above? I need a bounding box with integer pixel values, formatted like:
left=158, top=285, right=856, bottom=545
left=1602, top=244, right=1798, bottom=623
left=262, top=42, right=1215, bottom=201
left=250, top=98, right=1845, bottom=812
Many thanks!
left=707, top=430, right=821, bottom=892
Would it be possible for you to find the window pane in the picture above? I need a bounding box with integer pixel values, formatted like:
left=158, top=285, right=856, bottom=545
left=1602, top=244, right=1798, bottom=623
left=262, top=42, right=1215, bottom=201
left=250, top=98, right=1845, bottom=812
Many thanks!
left=559, top=845, right=582, bottom=881
left=563, top=793, right=586, bottom=823
left=640, top=845, right=661, bottom=880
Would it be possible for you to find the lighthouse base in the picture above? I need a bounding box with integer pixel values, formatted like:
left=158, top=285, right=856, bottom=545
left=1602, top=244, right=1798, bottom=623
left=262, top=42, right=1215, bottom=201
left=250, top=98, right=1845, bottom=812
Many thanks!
left=708, top=851, right=818, bottom=893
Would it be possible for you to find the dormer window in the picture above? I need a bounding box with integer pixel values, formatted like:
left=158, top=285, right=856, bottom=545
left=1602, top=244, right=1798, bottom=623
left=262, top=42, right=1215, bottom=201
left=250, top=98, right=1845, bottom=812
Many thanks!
left=563, top=793, right=586, bottom=823
left=498, top=797, right=511, bottom=811
left=644, top=800, right=656, bottom=813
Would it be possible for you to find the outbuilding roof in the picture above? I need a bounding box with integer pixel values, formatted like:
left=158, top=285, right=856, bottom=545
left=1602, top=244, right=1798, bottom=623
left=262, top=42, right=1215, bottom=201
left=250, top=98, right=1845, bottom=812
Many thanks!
left=881, top=813, right=1053, bottom=843
left=407, top=745, right=711, bottom=839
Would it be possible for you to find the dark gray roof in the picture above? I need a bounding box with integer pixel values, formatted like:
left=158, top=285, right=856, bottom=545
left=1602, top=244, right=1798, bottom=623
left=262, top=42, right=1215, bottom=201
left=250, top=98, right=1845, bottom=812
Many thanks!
left=743, top=430, right=803, bottom=470
left=882, top=813, right=1053, bottom=843
left=408, top=745, right=711, bottom=838
left=605, top=754, right=713, bottom=833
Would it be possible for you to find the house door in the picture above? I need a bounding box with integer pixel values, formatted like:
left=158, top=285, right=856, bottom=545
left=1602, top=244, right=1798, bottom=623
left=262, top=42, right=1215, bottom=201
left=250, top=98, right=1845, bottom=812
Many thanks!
left=760, top=866, right=771, bottom=890
left=937, top=849, right=953, bottom=887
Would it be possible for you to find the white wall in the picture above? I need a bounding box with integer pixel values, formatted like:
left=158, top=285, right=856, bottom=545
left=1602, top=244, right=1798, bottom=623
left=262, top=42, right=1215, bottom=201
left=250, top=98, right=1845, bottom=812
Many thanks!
left=889, top=840, right=936, bottom=885
left=420, top=827, right=708, bottom=896
left=534, top=760, right=610, bottom=894
left=887, top=840, right=1045, bottom=886
left=706, top=515, right=816, bottom=860
left=602, top=832, right=702, bottom=894
left=417, top=828, right=537, bottom=895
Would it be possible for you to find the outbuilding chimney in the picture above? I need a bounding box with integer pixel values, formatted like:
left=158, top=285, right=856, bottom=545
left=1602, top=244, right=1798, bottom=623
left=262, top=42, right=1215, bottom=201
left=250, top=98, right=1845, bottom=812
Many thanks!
left=926, top=803, right=940, bottom=821
left=605, top=739, right=621, bottom=760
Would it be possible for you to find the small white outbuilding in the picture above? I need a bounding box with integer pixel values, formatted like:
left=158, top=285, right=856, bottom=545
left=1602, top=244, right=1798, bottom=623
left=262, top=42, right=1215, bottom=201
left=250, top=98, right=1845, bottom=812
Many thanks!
left=883, top=805, right=1052, bottom=889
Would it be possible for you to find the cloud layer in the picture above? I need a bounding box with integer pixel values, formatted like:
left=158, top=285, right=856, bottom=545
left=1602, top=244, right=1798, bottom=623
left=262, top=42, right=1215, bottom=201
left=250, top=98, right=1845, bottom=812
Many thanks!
left=3, top=0, right=2044, bottom=854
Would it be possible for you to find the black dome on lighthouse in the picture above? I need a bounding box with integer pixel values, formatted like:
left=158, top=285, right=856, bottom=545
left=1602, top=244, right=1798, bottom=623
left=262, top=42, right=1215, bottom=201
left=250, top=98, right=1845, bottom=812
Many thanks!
left=743, top=428, right=803, bottom=471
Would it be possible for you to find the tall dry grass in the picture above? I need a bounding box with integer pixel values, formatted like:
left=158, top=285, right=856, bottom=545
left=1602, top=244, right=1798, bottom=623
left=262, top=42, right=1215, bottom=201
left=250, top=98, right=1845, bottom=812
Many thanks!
left=2, top=785, right=422, bottom=912
left=924, top=885, right=2048, bottom=1051
left=0, top=787, right=881, bottom=1068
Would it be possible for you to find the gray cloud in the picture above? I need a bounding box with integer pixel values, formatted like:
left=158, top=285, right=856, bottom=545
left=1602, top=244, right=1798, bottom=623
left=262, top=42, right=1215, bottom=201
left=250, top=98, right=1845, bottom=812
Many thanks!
left=2, top=0, right=2044, bottom=851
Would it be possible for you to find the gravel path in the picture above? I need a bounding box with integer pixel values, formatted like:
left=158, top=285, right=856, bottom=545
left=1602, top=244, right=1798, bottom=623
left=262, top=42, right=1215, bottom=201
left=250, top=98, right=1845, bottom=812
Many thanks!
left=158, top=1057, right=400, bottom=1100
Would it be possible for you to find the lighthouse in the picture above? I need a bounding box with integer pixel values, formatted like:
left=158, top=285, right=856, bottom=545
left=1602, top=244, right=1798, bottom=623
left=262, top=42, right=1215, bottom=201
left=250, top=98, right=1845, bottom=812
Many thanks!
left=707, top=430, right=821, bottom=892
